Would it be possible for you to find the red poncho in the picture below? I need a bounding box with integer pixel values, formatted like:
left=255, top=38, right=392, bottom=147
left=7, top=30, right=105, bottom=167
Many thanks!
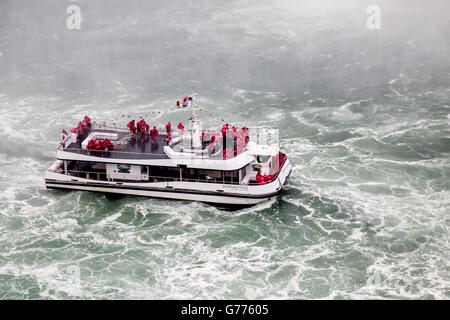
left=150, top=127, right=158, bottom=141
left=256, top=171, right=266, bottom=184
left=222, top=150, right=231, bottom=159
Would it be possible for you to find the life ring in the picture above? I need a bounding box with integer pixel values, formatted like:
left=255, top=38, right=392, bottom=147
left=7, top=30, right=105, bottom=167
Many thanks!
left=252, top=163, right=262, bottom=170
left=117, top=164, right=131, bottom=172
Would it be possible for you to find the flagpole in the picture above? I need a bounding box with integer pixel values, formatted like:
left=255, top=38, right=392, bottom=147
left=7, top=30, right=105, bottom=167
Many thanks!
left=191, top=89, right=197, bottom=121
left=190, top=89, right=202, bottom=150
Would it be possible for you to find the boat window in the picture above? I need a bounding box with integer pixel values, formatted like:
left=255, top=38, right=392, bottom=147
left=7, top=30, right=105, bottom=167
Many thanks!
left=149, top=167, right=180, bottom=178
left=204, top=170, right=221, bottom=179
left=223, top=170, right=238, bottom=183
left=259, top=155, right=270, bottom=163
left=185, top=168, right=198, bottom=180
left=240, top=168, right=246, bottom=181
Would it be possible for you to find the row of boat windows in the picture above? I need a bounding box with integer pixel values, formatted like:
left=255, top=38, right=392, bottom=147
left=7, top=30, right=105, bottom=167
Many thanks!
left=66, top=161, right=246, bottom=183
left=144, top=166, right=243, bottom=182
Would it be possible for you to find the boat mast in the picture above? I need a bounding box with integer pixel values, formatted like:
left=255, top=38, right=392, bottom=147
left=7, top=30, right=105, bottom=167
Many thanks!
left=190, top=89, right=202, bottom=150
left=191, top=89, right=198, bottom=121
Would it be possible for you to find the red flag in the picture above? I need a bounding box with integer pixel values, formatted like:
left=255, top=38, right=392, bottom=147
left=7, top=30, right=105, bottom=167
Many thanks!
left=62, top=129, right=68, bottom=135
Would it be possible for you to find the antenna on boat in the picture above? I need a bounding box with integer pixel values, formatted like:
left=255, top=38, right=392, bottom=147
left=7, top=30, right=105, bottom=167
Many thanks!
left=189, top=88, right=202, bottom=149
left=191, top=88, right=198, bottom=121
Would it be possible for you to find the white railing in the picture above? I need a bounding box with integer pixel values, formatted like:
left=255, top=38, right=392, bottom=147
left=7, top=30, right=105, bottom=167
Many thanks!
left=60, top=156, right=287, bottom=186
left=64, top=170, right=249, bottom=185
left=59, top=122, right=253, bottom=160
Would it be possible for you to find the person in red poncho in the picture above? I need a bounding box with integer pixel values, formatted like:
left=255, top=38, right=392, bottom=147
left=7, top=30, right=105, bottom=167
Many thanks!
left=76, top=122, right=84, bottom=140
left=87, top=140, right=96, bottom=150
left=82, top=115, right=91, bottom=130
left=221, top=124, right=228, bottom=136
left=278, top=152, right=286, bottom=167
left=127, top=120, right=136, bottom=134
left=102, top=139, right=114, bottom=150
left=150, top=126, right=159, bottom=141
left=136, top=117, right=146, bottom=139
left=256, top=170, right=266, bottom=184
left=177, top=122, right=184, bottom=135
left=94, top=140, right=102, bottom=150
left=222, top=124, right=230, bottom=152
left=166, top=133, right=172, bottom=144
left=207, top=142, right=215, bottom=154
left=139, top=124, right=146, bottom=140
left=137, top=116, right=144, bottom=128
left=222, top=149, right=230, bottom=159
left=166, top=122, right=171, bottom=135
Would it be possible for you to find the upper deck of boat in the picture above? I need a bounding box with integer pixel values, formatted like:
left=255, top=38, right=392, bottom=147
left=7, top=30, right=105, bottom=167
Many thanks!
left=63, top=129, right=171, bottom=160
left=59, top=122, right=255, bottom=164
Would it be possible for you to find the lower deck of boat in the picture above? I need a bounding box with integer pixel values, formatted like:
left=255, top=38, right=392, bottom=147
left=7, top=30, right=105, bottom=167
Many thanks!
left=45, top=180, right=274, bottom=206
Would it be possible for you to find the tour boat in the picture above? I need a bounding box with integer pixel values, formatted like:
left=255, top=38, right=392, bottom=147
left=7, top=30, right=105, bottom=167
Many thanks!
left=45, top=96, right=292, bottom=205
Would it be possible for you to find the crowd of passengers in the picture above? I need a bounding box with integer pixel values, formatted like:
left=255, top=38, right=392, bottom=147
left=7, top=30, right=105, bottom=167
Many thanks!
left=69, top=115, right=286, bottom=184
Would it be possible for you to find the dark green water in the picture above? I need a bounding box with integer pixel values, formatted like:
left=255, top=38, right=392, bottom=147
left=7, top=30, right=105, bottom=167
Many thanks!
left=0, top=0, right=449, bottom=299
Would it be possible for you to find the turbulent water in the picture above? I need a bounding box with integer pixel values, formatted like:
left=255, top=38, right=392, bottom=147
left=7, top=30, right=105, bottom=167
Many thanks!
left=0, top=0, right=449, bottom=299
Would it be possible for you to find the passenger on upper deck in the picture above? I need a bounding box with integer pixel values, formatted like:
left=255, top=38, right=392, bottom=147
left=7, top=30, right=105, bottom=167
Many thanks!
left=178, top=122, right=184, bottom=135
left=222, top=149, right=232, bottom=159
left=127, top=120, right=136, bottom=134
left=77, top=121, right=87, bottom=140
left=221, top=123, right=229, bottom=136
left=150, top=126, right=159, bottom=141
left=137, top=117, right=149, bottom=139
left=84, top=115, right=91, bottom=130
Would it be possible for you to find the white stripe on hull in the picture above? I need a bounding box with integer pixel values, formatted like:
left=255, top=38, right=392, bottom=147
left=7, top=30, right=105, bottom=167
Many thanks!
left=46, top=183, right=269, bottom=205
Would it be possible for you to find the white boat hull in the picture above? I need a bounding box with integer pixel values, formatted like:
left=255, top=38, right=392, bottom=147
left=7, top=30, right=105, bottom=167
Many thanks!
left=45, top=183, right=269, bottom=205
left=45, top=159, right=292, bottom=206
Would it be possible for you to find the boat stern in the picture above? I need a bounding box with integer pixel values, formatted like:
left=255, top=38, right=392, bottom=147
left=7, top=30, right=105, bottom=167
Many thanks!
left=278, top=156, right=292, bottom=188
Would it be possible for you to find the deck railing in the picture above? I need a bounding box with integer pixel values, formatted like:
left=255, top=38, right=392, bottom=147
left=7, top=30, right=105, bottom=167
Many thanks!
left=60, top=143, right=248, bottom=161
left=63, top=170, right=255, bottom=185
left=59, top=124, right=250, bottom=160
left=61, top=147, right=170, bottom=159
left=59, top=155, right=286, bottom=187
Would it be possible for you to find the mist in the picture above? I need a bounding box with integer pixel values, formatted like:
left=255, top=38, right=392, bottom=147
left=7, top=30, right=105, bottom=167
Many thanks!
left=0, top=0, right=449, bottom=103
